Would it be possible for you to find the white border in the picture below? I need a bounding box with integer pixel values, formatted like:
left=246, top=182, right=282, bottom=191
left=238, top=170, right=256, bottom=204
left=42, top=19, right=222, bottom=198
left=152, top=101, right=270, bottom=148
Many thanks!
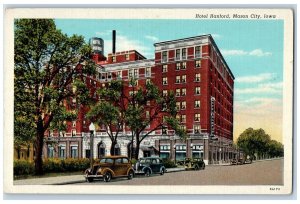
left=3, top=8, right=294, bottom=195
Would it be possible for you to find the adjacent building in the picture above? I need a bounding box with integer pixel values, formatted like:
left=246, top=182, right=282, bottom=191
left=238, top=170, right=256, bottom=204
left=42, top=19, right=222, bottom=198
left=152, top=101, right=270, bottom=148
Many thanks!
left=43, top=33, right=237, bottom=165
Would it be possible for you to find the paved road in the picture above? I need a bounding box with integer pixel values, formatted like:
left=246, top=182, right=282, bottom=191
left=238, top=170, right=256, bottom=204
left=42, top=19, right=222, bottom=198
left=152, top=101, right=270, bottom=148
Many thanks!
left=73, top=159, right=283, bottom=185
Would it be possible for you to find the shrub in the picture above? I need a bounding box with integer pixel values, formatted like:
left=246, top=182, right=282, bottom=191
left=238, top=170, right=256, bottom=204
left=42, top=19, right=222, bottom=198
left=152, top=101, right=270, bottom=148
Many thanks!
left=14, top=158, right=91, bottom=176
left=161, top=158, right=177, bottom=168
left=14, top=160, right=34, bottom=176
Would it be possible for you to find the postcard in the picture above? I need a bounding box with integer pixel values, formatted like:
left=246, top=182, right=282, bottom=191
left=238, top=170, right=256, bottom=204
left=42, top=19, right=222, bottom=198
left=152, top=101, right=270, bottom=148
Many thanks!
left=4, top=8, right=294, bottom=195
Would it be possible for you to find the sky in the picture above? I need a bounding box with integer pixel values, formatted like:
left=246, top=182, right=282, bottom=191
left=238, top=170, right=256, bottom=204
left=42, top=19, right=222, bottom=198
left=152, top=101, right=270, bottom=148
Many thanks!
left=55, top=19, right=284, bottom=143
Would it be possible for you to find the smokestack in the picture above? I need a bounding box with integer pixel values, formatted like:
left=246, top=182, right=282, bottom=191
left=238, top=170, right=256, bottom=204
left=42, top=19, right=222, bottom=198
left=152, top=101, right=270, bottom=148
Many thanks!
left=112, top=30, right=116, bottom=54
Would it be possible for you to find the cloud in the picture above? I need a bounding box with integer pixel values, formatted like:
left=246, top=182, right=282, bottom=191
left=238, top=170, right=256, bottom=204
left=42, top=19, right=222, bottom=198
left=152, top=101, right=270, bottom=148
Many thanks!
left=221, top=49, right=248, bottom=56
left=103, top=34, right=153, bottom=59
left=236, top=73, right=277, bottom=83
left=235, top=82, right=283, bottom=95
left=145, top=35, right=159, bottom=42
left=249, top=49, right=272, bottom=57
left=221, top=49, right=272, bottom=57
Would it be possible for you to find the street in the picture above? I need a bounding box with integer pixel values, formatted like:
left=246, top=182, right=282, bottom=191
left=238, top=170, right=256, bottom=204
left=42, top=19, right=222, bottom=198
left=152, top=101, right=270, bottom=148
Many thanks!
left=73, top=159, right=283, bottom=185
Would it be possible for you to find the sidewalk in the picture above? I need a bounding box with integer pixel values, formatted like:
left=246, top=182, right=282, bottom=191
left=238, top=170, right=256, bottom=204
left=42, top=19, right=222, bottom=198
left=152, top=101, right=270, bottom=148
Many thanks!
left=13, top=167, right=186, bottom=185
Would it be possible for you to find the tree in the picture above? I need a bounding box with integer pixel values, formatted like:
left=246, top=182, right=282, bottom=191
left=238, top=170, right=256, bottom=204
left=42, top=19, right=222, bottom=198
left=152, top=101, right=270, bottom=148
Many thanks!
left=125, top=79, right=186, bottom=160
left=14, top=19, right=96, bottom=174
left=236, top=127, right=283, bottom=160
left=87, top=80, right=125, bottom=155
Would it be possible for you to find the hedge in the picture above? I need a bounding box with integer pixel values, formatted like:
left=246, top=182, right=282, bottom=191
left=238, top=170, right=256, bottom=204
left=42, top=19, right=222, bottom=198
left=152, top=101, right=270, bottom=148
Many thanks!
left=14, top=158, right=91, bottom=176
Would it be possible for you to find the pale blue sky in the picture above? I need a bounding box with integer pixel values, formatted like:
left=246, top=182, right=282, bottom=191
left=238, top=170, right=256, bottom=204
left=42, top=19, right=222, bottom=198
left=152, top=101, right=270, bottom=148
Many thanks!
left=55, top=19, right=284, bottom=141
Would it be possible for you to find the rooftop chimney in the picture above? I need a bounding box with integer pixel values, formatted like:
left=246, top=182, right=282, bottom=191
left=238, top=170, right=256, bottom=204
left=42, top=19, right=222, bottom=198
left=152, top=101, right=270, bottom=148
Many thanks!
left=112, top=30, right=116, bottom=54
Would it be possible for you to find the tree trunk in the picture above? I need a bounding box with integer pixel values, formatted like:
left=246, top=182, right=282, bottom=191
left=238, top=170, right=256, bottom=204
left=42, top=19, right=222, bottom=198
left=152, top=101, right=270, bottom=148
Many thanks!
left=34, top=119, right=44, bottom=175
left=110, top=140, right=116, bottom=156
left=134, top=133, right=140, bottom=160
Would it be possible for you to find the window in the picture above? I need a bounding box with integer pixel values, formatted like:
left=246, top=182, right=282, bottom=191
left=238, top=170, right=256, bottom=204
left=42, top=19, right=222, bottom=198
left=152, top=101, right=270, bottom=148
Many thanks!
left=195, top=46, right=201, bottom=58
left=129, top=69, right=134, bottom=78
left=72, top=121, right=76, bottom=127
left=146, top=111, right=150, bottom=119
left=194, top=125, right=201, bottom=133
left=117, top=71, right=122, bottom=79
left=71, top=146, right=78, bottom=158
left=176, top=76, right=181, bottom=83
left=101, top=73, right=106, bottom=80
left=180, top=125, right=186, bottom=131
left=163, top=90, right=168, bottom=97
left=195, top=60, right=201, bottom=68
left=112, top=56, right=116, bottom=62
left=181, top=115, right=186, bottom=123
left=134, top=69, right=138, bottom=78
left=129, top=90, right=137, bottom=96
left=176, top=63, right=181, bottom=70
left=162, top=64, right=168, bottom=73
left=162, top=126, right=168, bottom=135
left=176, top=49, right=181, bottom=60
left=93, top=40, right=100, bottom=45
left=195, top=113, right=200, bottom=122
left=176, top=89, right=181, bottom=97
left=176, top=114, right=180, bottom=120
left=145, top=67, right=151, bottom=77
left=162, top=51, right=168, bottom=62
left=175, top=145, right=186, bottom=161
left=146, top=78, right=151, bottom=85
left=182, top=48, right=187, bottom=59
left=163, top=77, right=168, bottom=85
left=195, top=100, right=200, bottom=108
left=108, top=72, right=112, bottom=80
left=160, top=145, right=170, bottom=159
left=182, top=75, right=186, bottom=83
left=182, top=88, right=186, bottom=96
left=125, top=54, right=129, bottom=60
left=59, top=146, right=66, bottom=159
left=47, top=145, right=54, bottom=158
left=182, top=62, right=186, bottom=69
left=195, top=73, right=201, bottom=82
left=181, top=101, right=186, bottom=109
left=176, top=102, right=180, bottom=110
left=195, top=87, right=201, bottom=95
left=72, top=129, right=76, bottom=137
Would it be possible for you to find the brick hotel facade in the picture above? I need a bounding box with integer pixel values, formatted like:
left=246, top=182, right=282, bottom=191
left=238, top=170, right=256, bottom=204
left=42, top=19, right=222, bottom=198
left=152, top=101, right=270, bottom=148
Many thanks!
left=43, top=33, right=237, bottom=165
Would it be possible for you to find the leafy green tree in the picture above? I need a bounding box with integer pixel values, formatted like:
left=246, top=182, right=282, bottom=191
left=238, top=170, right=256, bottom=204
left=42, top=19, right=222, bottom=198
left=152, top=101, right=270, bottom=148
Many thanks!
left=125, top=79, right=187, bottom=160
left=87, top=80, right=125, bottom=155
left=14, top=19, right=96, bottom=175
left=237, top=127, right=283, bottom=160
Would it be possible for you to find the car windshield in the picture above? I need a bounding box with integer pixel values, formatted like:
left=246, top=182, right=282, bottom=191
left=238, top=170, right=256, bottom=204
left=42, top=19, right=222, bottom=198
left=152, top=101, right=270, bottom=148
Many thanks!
left=139, top=158, right=150, bottom=164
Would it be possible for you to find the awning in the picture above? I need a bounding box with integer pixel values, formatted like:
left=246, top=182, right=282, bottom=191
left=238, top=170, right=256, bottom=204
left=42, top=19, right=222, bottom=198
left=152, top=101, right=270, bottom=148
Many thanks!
left=140, top=145, right=160, bottom=153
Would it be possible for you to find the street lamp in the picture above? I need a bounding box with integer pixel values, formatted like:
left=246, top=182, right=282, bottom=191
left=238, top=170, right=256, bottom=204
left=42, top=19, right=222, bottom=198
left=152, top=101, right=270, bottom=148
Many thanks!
left=89, top=122, right=95, bottom=168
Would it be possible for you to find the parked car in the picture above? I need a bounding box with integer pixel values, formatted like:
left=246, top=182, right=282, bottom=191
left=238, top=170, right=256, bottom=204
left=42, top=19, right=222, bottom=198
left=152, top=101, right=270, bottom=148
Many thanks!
left=134, top=157, right=166, bottom=176
left=84, top=155, right=135, bottom=182
left=176, top=158, right=205, bottom=170
left=230, top=158, right=238, bottom=165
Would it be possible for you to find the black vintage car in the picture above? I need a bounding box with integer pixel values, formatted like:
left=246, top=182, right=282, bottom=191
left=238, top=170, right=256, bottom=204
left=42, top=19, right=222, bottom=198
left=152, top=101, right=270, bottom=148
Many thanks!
left=134, top=157, right=166, bottom=176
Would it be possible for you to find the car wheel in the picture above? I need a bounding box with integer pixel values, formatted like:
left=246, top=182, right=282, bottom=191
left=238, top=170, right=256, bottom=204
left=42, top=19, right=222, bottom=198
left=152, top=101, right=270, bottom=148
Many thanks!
left=128, top=170, right=134, bottom=180
left=194, top=164, right=200, bottom=170
left=103, top=172, right=112, bottom=182
left=160, top=168, right=165, bottom=175
left=87, top=177, right=94, bottom=182
left=144, top=169, right=151, bottom=177
left=201, top=163, right=205, bottom=170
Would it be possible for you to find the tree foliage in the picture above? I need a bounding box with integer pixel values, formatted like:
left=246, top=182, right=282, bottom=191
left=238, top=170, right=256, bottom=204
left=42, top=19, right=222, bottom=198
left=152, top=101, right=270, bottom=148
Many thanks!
left=87, top=80, right=125, bottom=155
left=236, top=128, right=283, bottom=159
left=14, top=19, right=96, bottom=174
